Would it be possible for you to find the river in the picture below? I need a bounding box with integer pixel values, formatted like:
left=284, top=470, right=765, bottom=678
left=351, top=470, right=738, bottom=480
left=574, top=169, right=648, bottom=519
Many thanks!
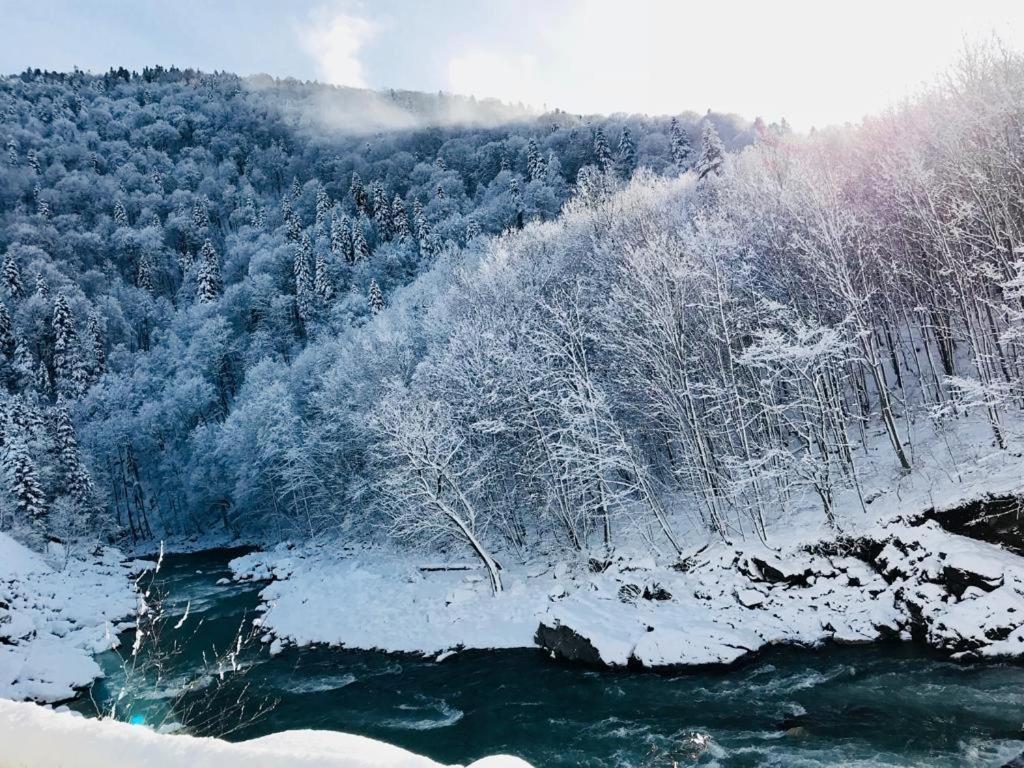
left=70, top=549, right=1024, bottom=767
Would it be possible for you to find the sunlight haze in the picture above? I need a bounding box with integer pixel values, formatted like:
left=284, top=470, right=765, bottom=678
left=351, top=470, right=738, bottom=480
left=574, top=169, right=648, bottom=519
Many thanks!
left=2, top=0, right=1023, bottom=127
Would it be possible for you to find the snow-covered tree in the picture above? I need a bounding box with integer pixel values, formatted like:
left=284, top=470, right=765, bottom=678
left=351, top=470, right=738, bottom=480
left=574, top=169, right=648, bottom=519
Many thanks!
left=2, top=256, right=23, bottom=299
left=52, top=293, right=86, bottom=397
left=113, top=200, right=129, bottom=227
left=669, top=117, right=691, bottom=169
left=351, top=217, right=370, bottom=263
left=593, top=127, right=613, bottom=172
left=314, top=186, right=332, bottom=233
left=2, top=424, right=47, bottom=529
left=294, top=233, right=315, bottom=323
left=616, top=126, right=636, bottom=178
left=314, top=250, right=334, bottom=304
left=368, top=279, right=385, bottom=315
left=53, top=402, right=95, bottom=509
left=695, top=122, right=725, bottom=180
left=196, top=239, right=222, bottom=303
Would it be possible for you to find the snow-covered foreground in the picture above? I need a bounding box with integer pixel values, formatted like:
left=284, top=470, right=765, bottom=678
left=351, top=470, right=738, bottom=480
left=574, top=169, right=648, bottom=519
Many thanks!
left=0, top=700, right=532, bottom=768
left=0, top=534, right=139, bottom=702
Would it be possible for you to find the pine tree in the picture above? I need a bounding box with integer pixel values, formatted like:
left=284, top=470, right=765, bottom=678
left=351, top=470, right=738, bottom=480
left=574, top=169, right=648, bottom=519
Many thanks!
left=37, top=196, right=51, bottom=219
left=6, top=138, right=16, bottom=166
left=294, top=233, right=315, bottom=323
left=113, top=200, right=129, bottom=227
left=192, top=196, right=210, bottom=231
left=391, top=195, right=410, bottom=240
left=289, top=176, right=302, bottom=201
left=137, top=251, right=156, bottom=292
left=368, top=279, right=385, bottom=315
left=314, top=186, right=332, bottom=233
left=349, top=172, right=366, bottom=212
left=53, top=402, right=94, bottom=507
left=52, top=293, right=85, bottom=397
left=330, top=207, right=351, bottom=260
left=12, top=342, right=34, bottom=390
left=86, top=308, right=106, bottom=381
left=34, top=271, right=49, bottom=300
left=616, top=126, right=636, bottom=178
left=0, top=302, right=16, bottom=360
left=0, top=302, right=16, bottom=390
left=26, top=149, right=40, bottom=175
left=465, top=218, right=481, bottom=241
left=2, top=425, right=47, bottom=526
left=413, top=202, right=435, bottom=259
left=196, top=239, right=222, bottom=303
left=510, top=177, right=524, bottom=229
left=526, top=138, right=546, bottom=182
left=669, top=117, right=692, bottom=169
left=314, top=249, right=334, bottom=303
left=3, top=256, right=24, bottom=299
left=244, top=192, right=261, bottom=229
left=695, top=122, right=725, bottom=180
left=351, top=217, right=369, bottom=263
left=593, top=127, right=612, bottom=172
left=371, top=183, right=391, bottom=240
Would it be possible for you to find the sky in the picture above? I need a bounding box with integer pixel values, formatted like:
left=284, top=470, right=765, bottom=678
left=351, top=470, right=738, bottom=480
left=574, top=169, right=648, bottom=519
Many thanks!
left=2, top=0, right=1023, bottom=129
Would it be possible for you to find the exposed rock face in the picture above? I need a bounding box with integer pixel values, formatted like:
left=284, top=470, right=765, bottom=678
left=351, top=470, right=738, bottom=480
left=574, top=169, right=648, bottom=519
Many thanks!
left=535, top=496, right=1024, bottom=669
left=916, top=494, right=1024, bottom=555
left=533, top=622, right=605, bottom=666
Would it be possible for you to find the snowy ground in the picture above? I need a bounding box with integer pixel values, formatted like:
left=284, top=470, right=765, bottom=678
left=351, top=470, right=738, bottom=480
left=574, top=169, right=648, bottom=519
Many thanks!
left=230, top=414, right=1024, bottom=668
left=0, top=534, right=140, bottom=702
left=0, top=699, right=532, bottom=768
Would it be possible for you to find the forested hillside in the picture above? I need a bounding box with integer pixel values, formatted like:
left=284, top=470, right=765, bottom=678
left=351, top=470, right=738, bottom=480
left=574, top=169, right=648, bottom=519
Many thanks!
left=0, top=65, right=753, bottom=547
left=5, top=48, right=1024, bottom=586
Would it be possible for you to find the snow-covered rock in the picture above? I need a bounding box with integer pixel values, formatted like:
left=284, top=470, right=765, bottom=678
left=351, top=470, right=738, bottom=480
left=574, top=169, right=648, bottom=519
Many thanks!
left=537, top=518, right=1024, bottom=668
left=0, top=533, right=138, bottom=702
left=0, top=699, right=534, bottom=768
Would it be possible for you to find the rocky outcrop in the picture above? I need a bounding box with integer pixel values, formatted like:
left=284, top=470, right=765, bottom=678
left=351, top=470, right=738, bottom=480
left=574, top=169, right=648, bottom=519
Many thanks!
left=535, top=496, right=1024, bottom=669
left=533, top=622, right=605, bottom=666
left=916, top=494, right=1024, bottom=555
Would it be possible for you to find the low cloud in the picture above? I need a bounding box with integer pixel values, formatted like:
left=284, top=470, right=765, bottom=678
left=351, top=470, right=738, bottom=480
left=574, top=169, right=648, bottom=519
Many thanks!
left=298, top=7, right=376, bottom=88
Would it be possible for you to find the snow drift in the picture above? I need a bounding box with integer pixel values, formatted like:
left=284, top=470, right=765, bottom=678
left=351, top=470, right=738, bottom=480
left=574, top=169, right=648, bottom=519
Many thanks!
left=0, top=700, right=533, bottom=768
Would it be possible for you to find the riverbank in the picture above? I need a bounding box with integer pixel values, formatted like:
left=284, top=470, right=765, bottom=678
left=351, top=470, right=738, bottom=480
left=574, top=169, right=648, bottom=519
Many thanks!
left=0, top=534, right=141, bottom=702
left=226, top=413, right=1024, bottom=669
left=229, top=506, right=1024, bottom=669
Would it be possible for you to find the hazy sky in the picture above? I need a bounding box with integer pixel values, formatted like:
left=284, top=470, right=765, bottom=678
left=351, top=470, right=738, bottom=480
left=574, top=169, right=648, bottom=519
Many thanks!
left=2, top=0, right=1023, bottom=128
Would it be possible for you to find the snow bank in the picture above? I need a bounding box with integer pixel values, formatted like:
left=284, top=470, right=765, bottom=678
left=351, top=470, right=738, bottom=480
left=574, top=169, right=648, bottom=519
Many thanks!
left=0, top=533, right=138, bottom=702
left=230, top=546, right=547, bottom=655
left=231, top=511, right=1024, bottom=671
left=0, top=700, right=533, bottom=768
